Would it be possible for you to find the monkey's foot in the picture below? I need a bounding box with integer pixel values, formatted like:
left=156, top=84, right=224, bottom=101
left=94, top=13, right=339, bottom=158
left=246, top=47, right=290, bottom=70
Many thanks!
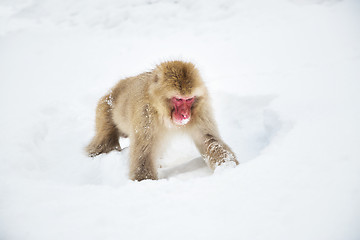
left=130, top=168, right=158, bottom=181
left=86, top=142, right=121, bottom=157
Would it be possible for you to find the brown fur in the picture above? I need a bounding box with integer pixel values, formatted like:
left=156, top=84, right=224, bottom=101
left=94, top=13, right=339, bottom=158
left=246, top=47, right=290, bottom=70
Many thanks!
left=86, top=61, right=238, bottom=181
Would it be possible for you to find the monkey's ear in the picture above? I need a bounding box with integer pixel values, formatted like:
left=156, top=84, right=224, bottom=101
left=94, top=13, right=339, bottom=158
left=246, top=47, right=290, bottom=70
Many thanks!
left=154, top=74, right=159, bottom=83
left=154, top=71, right=163, bottom=84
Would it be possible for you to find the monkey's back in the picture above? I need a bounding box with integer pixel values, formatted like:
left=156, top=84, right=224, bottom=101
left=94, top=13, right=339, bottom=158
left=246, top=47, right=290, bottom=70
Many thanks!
left=111, top=72, right=153, bottom=136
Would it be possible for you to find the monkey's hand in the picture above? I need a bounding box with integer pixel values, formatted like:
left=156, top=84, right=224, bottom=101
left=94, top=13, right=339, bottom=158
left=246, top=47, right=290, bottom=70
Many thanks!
left=202, top=135, right=239, bottom=170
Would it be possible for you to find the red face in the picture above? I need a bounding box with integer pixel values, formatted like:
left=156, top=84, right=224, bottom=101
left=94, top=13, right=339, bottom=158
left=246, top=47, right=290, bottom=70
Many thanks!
left=171, top=96, right=195, bottom=125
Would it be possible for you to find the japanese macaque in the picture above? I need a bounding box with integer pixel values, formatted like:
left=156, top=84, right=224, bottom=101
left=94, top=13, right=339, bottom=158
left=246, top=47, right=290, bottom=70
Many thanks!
left=86, top=61, right=238, bottom=181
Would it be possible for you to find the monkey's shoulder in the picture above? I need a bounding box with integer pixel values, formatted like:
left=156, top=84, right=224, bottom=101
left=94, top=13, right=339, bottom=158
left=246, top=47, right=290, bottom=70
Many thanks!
left=123, top=71, right=153, bottom=83
left=116, top=72, right=153, bottom=89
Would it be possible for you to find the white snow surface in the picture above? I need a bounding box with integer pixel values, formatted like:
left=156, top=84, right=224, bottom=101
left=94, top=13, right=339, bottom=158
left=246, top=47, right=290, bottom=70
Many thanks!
left=1, top=0, right=360, bottom=239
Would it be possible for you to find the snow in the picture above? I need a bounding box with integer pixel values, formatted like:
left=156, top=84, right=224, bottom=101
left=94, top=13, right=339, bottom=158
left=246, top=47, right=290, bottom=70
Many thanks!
left=1, top=0, right=360, bottom=239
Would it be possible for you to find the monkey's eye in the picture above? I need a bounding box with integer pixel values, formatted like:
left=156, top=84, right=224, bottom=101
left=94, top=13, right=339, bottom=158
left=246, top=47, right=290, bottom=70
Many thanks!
left=175, top=98, right=182, bottom=102
left=186, top=97, right=194, bottom=102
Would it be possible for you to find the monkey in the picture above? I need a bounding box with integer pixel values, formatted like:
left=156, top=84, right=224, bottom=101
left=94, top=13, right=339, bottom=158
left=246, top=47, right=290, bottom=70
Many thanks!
left=86, top=60, right=238, bottom=181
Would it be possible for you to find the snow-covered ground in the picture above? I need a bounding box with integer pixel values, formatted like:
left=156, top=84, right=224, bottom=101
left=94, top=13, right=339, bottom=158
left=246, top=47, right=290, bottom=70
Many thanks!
left=1, top=0, right=359, bottom=239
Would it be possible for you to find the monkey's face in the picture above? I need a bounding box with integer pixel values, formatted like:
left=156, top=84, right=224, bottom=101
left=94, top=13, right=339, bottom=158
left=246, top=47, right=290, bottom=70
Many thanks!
left=150, top=61, right=207, bottom=127
left=171, top=96, right=195, bottom=125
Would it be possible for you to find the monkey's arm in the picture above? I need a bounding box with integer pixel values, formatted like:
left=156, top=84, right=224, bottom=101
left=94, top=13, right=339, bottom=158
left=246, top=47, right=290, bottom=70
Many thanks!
left=129, top=135, right=158, bottom=181
left=192, top=114, right=239, bottom=170
left=129, top=104, right=159, bottom=181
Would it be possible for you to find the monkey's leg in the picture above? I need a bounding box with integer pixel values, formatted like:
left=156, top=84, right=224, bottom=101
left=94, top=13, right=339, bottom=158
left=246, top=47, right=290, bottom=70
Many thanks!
left=129, top=138, right=158, bottom=181
left=195, top=133, right=239, bottom=170
left=86, top=95, right=122, bottom=157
